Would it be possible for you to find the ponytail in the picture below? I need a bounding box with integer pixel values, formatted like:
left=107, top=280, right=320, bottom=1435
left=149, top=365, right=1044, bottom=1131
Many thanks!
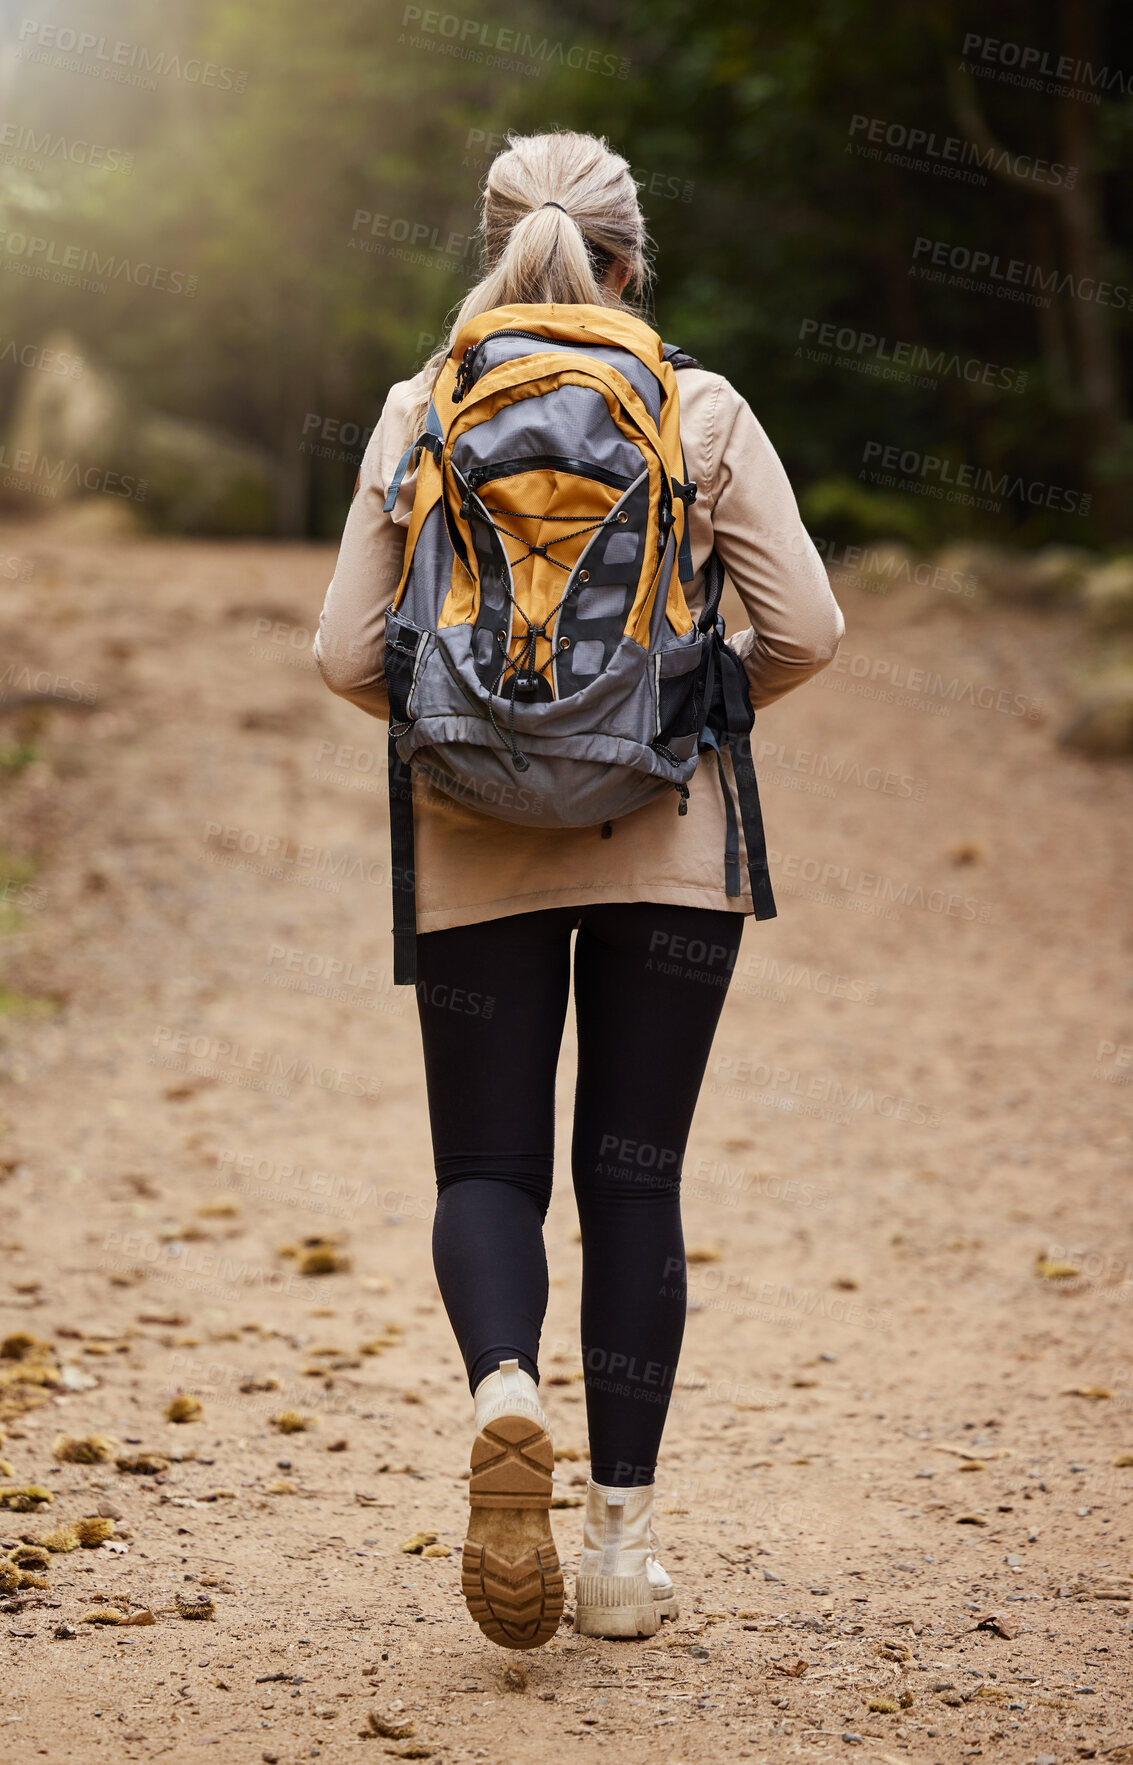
left=402, top=131, right=651, bottom=441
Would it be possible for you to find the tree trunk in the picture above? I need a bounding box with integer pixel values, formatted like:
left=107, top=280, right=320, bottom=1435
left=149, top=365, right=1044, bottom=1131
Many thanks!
left=1052, top=0, right=1126, bottom=471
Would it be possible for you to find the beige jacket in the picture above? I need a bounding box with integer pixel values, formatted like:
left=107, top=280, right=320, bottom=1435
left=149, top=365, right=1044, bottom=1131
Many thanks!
left=315, top=364, right=845, bottom=933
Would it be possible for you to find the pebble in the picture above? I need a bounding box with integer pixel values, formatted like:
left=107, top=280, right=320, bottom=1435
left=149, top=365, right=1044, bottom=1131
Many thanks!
left=842, top=1733, right=863, bottom=1745
left=1006, top=1553, right=1022, bottom=1567
left=763, top=1569, right=783, bottom=1583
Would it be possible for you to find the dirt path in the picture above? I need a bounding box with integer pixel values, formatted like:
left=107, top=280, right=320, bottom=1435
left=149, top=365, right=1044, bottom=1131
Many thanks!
left=0, top=520, right=1130, bottom=1765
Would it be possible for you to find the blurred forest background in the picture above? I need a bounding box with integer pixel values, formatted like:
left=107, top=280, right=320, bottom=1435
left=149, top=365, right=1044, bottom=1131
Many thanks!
left=0, top=0, right=1129, bottom=547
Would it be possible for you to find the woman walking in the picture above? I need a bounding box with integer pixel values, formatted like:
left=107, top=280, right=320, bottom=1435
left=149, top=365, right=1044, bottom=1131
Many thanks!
left=316, top=130, right=843, bottom=1649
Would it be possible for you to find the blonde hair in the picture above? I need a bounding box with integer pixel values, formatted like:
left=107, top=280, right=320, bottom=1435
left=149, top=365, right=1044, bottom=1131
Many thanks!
left=403, top=130, right=652, bottom=440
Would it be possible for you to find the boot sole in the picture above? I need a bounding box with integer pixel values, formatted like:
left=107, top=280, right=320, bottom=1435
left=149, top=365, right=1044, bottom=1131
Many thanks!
left=573, top=1579, right=679, bottom=1639
left=574, top=1602, right=661, bottom=1639
left=462, top=1413, right=563, bottom=1651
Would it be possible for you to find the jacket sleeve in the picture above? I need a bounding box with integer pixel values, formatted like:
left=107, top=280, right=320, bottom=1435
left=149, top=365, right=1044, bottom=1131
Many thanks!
left=706, top=380, right=845, bottom=709
left=313, top=384, right=417, bottom=722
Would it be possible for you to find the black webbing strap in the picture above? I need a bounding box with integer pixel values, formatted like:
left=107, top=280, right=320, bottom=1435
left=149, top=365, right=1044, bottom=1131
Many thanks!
left=388, top=732, right=417, bottom=985
left=695, top=546, right=777, bottom=919
left=697, top=546, right=726, bottom=633
left=705, top=732, right=741, bottom=897
left=718, top=650, right=777, bottom=921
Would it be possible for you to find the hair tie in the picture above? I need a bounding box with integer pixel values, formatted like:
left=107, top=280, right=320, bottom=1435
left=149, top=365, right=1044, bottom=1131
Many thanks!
left=541, top=201, right=568, bottom=214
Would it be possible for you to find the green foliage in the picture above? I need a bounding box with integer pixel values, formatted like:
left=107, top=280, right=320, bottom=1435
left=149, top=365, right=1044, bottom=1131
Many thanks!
left=800, top=478, right=935, bottom=550
left=0, top=0, right=1127, bottom=544
left=0, top=744, right=38, bottom=779
left=0, top=990, right=62, bottom=1019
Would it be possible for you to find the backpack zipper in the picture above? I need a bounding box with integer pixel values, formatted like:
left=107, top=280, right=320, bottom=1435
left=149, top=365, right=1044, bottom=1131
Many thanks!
left=452, top=326, right=652, bottom=403
left=465, top=455, right=636, bottom=493
left=452, top=329, right=565, bottom=402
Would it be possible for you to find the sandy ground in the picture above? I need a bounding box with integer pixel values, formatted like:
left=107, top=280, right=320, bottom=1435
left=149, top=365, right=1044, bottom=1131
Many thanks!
left=0, top=515, right=1130, bottom=1765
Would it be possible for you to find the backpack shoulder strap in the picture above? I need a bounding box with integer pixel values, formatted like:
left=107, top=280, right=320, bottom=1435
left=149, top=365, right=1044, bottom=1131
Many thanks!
left=661, top=343, right=704, bottom=583
left=383, top=399, right=444, bottom=514
left=662, top=342, right=706, bottom=373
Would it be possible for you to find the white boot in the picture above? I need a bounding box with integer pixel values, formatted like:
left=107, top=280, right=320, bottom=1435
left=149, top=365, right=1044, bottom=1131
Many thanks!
left=574, top=1480, right=679, bottom=1639
left=473, top=1357, right=552, bottom=1438
left=461, top=1360, right=563, bottom=1651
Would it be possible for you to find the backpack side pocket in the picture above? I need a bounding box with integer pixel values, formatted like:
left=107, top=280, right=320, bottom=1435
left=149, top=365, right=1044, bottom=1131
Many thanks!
left=386, top=615, right=427, bottom=734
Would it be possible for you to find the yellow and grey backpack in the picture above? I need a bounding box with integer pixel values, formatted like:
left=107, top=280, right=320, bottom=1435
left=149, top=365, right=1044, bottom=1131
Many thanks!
left=382, top=302, right=775, bottom=982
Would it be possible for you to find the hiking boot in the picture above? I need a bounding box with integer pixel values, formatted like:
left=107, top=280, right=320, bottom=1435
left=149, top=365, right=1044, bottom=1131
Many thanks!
left=461, top=1358, right=563, bottom=1650
left=574, top=1479, right=679, bottom=1638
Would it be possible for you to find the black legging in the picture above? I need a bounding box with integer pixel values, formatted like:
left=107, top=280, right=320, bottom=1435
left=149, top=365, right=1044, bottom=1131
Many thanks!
left=415, top=902, right=742, bottom=1488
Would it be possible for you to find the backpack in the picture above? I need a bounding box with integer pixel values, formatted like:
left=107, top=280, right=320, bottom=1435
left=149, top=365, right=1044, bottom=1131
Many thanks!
left=379, top=302, right=776, bottom=983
